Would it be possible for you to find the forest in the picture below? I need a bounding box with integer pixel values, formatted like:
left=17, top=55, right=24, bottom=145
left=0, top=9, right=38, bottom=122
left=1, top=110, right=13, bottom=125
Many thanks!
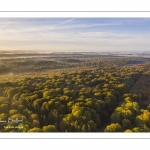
left=0, top=51, right=150, bottom=132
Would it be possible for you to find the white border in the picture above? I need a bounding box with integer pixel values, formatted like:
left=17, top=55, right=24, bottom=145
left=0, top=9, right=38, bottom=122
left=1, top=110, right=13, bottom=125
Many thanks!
left=1, top=12, right=150, bottom=18
left=0, top=0, right=149, bottom=11
left=0, top=133, right=149, bottom=138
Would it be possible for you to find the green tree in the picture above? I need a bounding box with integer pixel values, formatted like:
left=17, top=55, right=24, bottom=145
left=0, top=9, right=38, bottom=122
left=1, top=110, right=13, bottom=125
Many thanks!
left=42, top=125, right=57, bottom=132
left=0, top=104, right=8, bottom=113
left=122, top=119, right=133, bottom=130
left=28, top=127, right=41, bottom=132
left=0, top=113, right=7, bottom=120
left=104, top=123, right=122, bottom=132
left=32, top=119, right=40, bottom=128
left=9, top=109, right=18, bottom=116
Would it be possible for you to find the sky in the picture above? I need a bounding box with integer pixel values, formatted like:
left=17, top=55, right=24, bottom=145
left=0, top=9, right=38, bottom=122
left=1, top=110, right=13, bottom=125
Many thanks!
left=0, top=18, right=150, bottom=52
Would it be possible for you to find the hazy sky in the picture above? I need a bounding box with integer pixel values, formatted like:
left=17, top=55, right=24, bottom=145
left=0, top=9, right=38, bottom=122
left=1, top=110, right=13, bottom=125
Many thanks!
left=0, top=18, right=150, bottom=52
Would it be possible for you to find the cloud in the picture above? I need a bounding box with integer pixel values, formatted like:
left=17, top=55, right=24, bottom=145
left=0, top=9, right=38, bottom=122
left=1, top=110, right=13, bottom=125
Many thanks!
left=0, top=18, right=123, bottom=35
left=58, top=18, right=76, bottom=25
left=0, top=18, right=32, bottom=29
left=0, top=18, right=150, bottom=52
